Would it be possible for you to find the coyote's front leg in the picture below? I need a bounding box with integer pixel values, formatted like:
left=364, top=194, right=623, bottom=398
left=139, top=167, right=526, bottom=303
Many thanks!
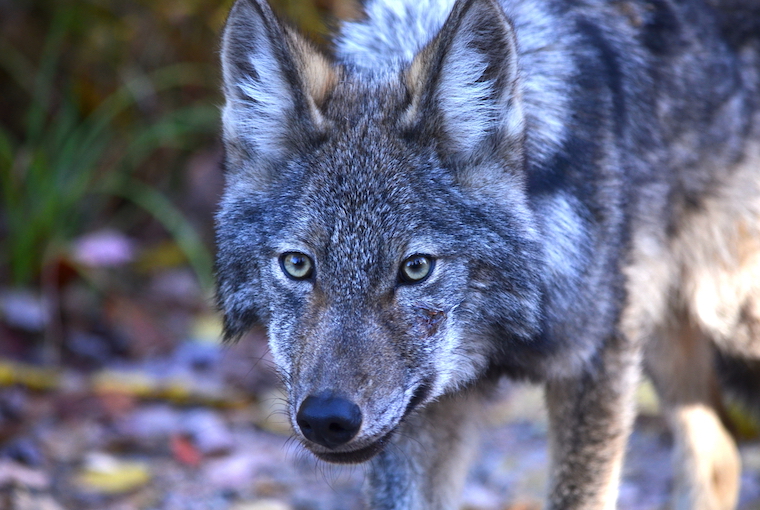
left=545, top=336, right=642, bottom=510
left=645, top=318, right=741, bottom=510
left=366, top=390, right=485, bottom=510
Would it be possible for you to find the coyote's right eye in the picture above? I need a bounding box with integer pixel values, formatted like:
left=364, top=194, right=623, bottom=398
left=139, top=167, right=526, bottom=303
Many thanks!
left=280, top=252, right=314, bottom=280
left=399, top=254, right=435, bottom=283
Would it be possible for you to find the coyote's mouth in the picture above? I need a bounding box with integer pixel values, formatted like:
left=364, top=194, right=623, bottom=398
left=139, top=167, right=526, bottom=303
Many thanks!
left=309, top=429, right=395, bottom=464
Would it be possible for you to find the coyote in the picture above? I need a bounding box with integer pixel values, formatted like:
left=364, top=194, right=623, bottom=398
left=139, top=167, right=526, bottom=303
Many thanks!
left=215, top=0, right=760, bottom=507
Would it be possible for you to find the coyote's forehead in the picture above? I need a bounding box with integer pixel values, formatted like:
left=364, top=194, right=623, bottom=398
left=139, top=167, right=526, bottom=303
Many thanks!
left=323, top=73, right=408, bottom=124
left=285, top=79, right=445, bottom=246
left=287, top=142, right=443, bottom=283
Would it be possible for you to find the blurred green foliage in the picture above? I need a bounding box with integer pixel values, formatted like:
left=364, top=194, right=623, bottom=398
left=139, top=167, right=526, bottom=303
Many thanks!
left=0, top=0, right=350, bottom=292
left=0, top=0, right=235, bottom=290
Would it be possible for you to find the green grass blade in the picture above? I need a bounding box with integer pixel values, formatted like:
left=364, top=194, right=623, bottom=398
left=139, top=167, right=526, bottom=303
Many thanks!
left=107, top=179, right=214, bottom=293
left=26, top=8, right=75, bottom=144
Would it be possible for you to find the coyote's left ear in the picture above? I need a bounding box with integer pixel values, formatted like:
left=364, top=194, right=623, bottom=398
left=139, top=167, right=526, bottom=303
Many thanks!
left=405, top=0, right=524, bottom=169
left=221, top=0, right=337, bottom=172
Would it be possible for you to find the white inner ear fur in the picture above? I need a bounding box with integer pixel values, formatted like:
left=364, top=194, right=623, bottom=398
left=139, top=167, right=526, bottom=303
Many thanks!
left=222, top=25, right=297, bottom=160
left=437, top=35, right=501, bottom=150
left=221, top=7, right=337, bottom=161
left=405, top=0, right=524, bottom=154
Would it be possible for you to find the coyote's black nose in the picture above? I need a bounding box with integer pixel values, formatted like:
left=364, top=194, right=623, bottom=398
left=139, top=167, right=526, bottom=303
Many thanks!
left=296, top=393, right=362, bottom=448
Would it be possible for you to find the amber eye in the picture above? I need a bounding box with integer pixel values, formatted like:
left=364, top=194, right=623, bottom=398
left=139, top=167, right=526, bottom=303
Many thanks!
left=280, top=252, right=314, bottom=280
left=399, top=254, right=434, bottom=283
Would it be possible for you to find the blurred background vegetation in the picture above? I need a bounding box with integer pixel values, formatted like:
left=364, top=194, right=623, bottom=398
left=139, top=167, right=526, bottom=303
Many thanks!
left=2, top=0, right=227, bottom=289
left=0, top=0, right=350, bottom=365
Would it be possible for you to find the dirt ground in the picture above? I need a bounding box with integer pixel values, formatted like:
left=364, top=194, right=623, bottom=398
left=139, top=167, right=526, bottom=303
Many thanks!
left=1, top=333, right=760, bottom=510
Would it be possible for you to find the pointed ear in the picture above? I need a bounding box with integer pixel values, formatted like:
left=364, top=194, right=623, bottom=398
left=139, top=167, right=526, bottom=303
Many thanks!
left=221, top=0, right=338, bottom=170
left=404, top=0, right=524, bottom=167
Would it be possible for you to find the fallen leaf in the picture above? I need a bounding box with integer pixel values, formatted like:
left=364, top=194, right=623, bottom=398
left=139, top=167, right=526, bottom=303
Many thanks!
left=0, top=361, right=60, bottom=391
left=70, top=229, right=136, bottom=268
left=171, top=434, right=202, bottom=467
left=76, top=452, right=151, bottom=494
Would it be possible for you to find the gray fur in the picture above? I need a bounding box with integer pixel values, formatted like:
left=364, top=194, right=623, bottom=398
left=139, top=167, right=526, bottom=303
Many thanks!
left=216, top=0, right=760, bottom=507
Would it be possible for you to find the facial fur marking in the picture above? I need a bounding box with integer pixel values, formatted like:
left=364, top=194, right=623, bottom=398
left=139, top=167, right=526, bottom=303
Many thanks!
left=415, top=306, right=446, bottom=336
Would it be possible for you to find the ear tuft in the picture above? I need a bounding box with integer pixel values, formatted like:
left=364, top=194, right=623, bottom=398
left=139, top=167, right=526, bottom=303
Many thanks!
left=285, top=27, right=339, bottom=111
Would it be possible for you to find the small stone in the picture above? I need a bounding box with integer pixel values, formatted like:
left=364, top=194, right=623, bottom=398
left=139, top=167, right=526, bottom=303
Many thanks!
left=11, top=488, right=65, bottom=510
left=121, top=404, right=181, bottom=441
left=204, top=453, right=260, bottom=489
left=502, top=501, right=542, bottom=510
left=0, top=459, right=50, bottom=489
left=741, top=443, right=760, bottom=472
left=229, top=499, right=293, bottom=510
left=0, top=290, right=48, bottom=332
left=252, top=475, right=286, bottom=498
left=461, top=483, right=501, bottom=510
left=183, top=409, right=233, bottom=455
left=2, top=437, right=45, bottom=467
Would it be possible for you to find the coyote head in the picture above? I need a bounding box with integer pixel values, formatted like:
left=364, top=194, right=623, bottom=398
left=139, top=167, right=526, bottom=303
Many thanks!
left=215, top=0, right=542, bottom=463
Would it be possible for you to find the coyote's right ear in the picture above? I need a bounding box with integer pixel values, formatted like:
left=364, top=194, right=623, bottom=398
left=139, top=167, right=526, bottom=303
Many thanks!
left=221, top=0, right=337, bottom=172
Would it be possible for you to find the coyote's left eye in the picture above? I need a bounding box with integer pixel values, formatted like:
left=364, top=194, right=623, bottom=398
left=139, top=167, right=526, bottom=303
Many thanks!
left=399, top=254, right=434, bottom=283
left=280, top=252, right=314, bottom=280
